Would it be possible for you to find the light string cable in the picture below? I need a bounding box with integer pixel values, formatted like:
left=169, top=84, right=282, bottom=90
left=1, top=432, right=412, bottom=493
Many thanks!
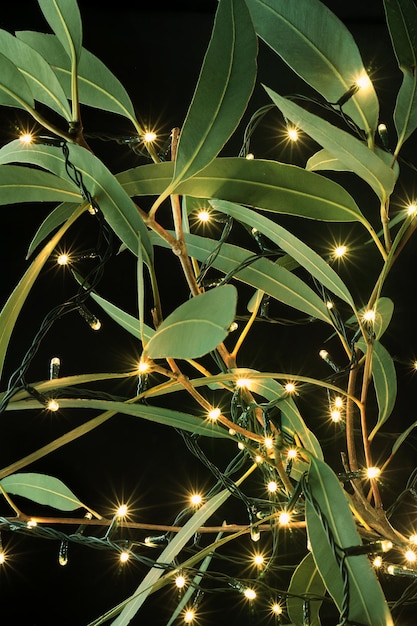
left=0, top=140, right=114, bottom=414
left=83, top=130, right=172, bottom=161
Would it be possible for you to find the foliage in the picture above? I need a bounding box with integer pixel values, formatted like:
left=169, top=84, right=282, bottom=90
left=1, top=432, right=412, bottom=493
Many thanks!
left=1, top=0, right=417, bottom=624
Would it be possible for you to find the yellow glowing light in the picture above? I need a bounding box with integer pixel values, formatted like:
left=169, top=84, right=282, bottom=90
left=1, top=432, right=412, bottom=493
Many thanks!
left=285, top=382, right=296, bottom=394
left=117, top=504, right=128, bottom=517
left=236, top=377, right=252, bottom=389
left=381, top=540, right=393, bottom=552
left=89, top=317, right=101, bottom=331
left=278, top=511, right=291, bottom=526
left=405, top=549, right=417, bottom=563
left=47, top=399, right=59, bottom=412
left=407, top=203, right=417, bottom=216
left=267, top=481, right=278, bottom=493
left=197, top=209, right=210, bottom=222
left=175, top=575, right=186, bottom=589
left=319, top=349, right=329, bottom=360
left=57, top=253, right=70, bottom=265
left=287, top=126, right=299, bottom=142
left=208, top=407, right=221, bottom=421
left=138, top=360, right=149, bottom=373
left=410, top=535, right=417, bottom=545
left=387, top=564, right=396, bottom=575
left=244, top=587, right=256, bottom=600
left=19, top=132, right=33, bottom=144
left=356, top=74, right=372, bottom=89
left=143, top=131, right=157, bottom=143
left=334, top=396, right=344, bottom=408
left=253, top=554, right=264, bottom=567
left=255, top=454, right=263, bottom=464
left=363, top=309, right=375, bottom=323
left=366, top=466, right=381, bottom=479
left=272, top=603, right=283, bottom=615
left=184, top=609, right=195, bottom=623
left=0, top=552, right=5, bottom=565
left=238, top=442, right=245, bottom=450
left=264, top=437, right=274, bottom=449
left=229, top=321, right=238, bottom=332
left=287, top=448, right=297, bottom=459
left=373, top=555, right=383, bottom=568
left=246, top=153, right=254, bottom=160
left=331, top=410, right=342, bottom=422
left=413, top=360, right=417, bottom=371
left=334, top=245, right=347, bottom=258
left=190, top=493, right=202, bottom=506
left=27, top=520, right=37, bottom=528
left=119, top=551, right=130, bottom=563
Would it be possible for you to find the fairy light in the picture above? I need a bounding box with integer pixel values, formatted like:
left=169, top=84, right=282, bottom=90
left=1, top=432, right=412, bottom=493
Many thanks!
left=334, top=396, right=343, bottom=408
left=253, top=553, right=265, bottom=567
left=373, top=555, right=383, bottom=568
left=264, top=436, right=274, bottom=450
left=190, top=493, right=202, bottom=507
left=236, top=377, right=252, bottom=389
left=284, top=382, right=296, bottom=394
left=116, top=504, right=128, bottom=517
left=355, top=74, right=372, bottom=89
left=184, top=609, right=195, bottom=623
left=407, top=203, right=417, bottom=216
left=405, top=549, right=417, bottom=563
left=271, top=602, right=283, bottom=616
left=267, top=481, right=278, bottom=493
left=413, top=360, right=417, bottom=371
left=287, top=126, right=299, bottom=142
left=278, top=511, right=291, bottom=526
left=366, top=466, right=380, bottom=479
left=175, top=574, right=186, bottom=589
left=138, top=360, right=150, bottom=373
left=243, top=587, right=256, bottom=600
left=246, top=152, right=254, bottom=159
left=287, top=448, right=297, bottom=460
left=89, top=317, right=101, bottom=331
left=19, top=132, right=33, bottom=144
left=255, top=454, right=263, bottom=464
left=119, top=550, right=130, bottom=563
left=330, top=409, right=342, bottom=422
left=363, top=309, right=375, bottom=323
left=57, top=253, right=70, bottom=265
left=208, top=407, right=221, bottom=420
left=27, top=519, right=37, bottom=528
left=326, top=300, right=334, bottom=309
left=334, top=245, right=347, bottom=258
left=237, top=442, right=245, bottom=450
left=409, top=534, right=417, bottom=545
left=46, top=398, right=59, bottom=412
left=197, top=209, right=210, bottom=222
left=0, top=552, right=5, bottom=565
left=143, top=130, right=157, bottom=143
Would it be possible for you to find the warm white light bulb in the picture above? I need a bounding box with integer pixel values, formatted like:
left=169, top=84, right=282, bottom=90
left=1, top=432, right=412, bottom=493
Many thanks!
left=246, top=152, right=254, bottom=160
left=57, top=253, right=70, bottom=265
left=278, top=511, right=291, bottom=526
left=119, top=551, right=130, bottom=563
left=197, top=209, right=210, bottom=222
left=208, top=407, right=221, bottom=420
left=47, top=399, right=59, bottom=412
left=272, top=603, right=283, bottom=615
left=287, top=127, right=299, bottom=142
left=253, top=554, right=264, bottom=567
left=117, top=504, right=128, bottom=517
left=326, top=300, right=334, bottom=309
left=0, top=552, right=5, bottom=565
left=285, top=382, right=296, bottom=394
left=264, top=437, right=274, bottom=449
left=405, top=549, right=417, bottom=563
left=267, top=481, right=278, bottom=493
left=255, top=454, right=263, bottom=464
left=373, top=555, right=382, bottom=568
left=190, top=493, right=202, bottom=506
left=143, top=131, right=157, bottom=143
left=89, top=317, right=101, bottom=331
left=363, top=309, right=375, bottom=323
left=334, top=245, right=347, bottom=258
left=244, top=587, right=256, bottom=600
left=334, top=396, right=343, bottom=408
left=287, top=448, right=297, bottom=459
left=175, top=575, right=186, bottom=588
left=236, top=377, right=252, bottom=389
left=366, top=466, right=380, bottom=479
left=410, top=535, right=417, bottom=545
left=184, top=609, right=195, bottom=623
left=356, top=74, right=372, bottom=89
left=407, top=203, right=417, bottom=216
left=331, top=409, right=342, bottom=422
left=138, top=360, right=149, bottom=373
left=19, top=133, right=33, bottom=144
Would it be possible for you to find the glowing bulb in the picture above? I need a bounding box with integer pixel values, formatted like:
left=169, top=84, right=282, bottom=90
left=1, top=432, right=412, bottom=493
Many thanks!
left=229, top=321, right=238, bottom=332
left=405, top=549, right=417, bottom=563
left=381, top=540, right=393, bottom=552
left=267, top=481, right=277, bottom=493
left=410, top=535, right=417, bottom=545
left=0, top=552, right=5, bottom=565
left=334, top=245, right=347, bottom=258
left=253, top=554, right=264, bottom=567
left=272, top=603, right=283, bottom=615
left=246, top=153, right=254, bottom=159
left=27, top=519, right=37, bottom=528
left=366, top=466, right=380, bottom=479
left=278, top=511, right=291, bottom=526
left=47, top=399, right=59, bottom=412
left=190, top=493, right=202, bottom=506
left=197, top=209, right=210, bottom=222
left=236, top=377, right=252, bottom=389
left=413, top=361, right=417, bottom=371
left=175, top=575, right=186, bottom=589
left=238, top=441, right=245, bottom=450
left=356, top=74, right=372, bottom=89
left=143, top=131, right=157, bottom=143
left=19, top=133, right=33, bottom=144
left=285, top=382, right=296, bottom=394
left=363, top=309, right=375, bottom=323
left=334, top=396, right=343, bottom=408
left=330, top=409, right=342, bottom=422
left=373, top=555, right=382, bottom=568
left=117, top=504, right=128, bottom=517
left=255, top=454, right=263, bottom=464
left=387, top=564, right=395, bottom=575
left=184, top=609, right=195, bottom=623
left=57, top=253, right=70, bottom=265
left=119, top=550, right=130, bottom=563
left=264, top=437, right=274, bottom=449
left=407, top=203, right=417, bottom=216
left=287, top=448, right=297, bottom=459
left=287, top=126, right=299, bottom=141
left=208, top=407, right=221, bottom=420
left=244, top=587, right=256, bottom=600
left=89, top=317, right=101, bottom=331
left=326, top=300, right=334, bottom=309
left=319, top=349, right=329, bottom=360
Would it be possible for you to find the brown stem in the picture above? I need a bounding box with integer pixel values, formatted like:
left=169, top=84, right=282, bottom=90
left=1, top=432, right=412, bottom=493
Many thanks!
left=345, top=355, right=360, bottom=475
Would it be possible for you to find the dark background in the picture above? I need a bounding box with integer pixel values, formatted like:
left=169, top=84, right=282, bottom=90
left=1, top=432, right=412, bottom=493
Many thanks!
left=1, top=1, right=417, bottom=625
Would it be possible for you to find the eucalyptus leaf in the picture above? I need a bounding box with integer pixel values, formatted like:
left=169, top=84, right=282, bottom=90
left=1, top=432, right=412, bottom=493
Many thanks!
left=145, top=285, right=237, bottom=359
left=38, top=0, right=82, bottom=63
left=0, top=165, right=80, bottom=206
left=88, top=291, right=155, bottom=344
left=287, top=552, right=325, bottom=626
left=306, top=146, right=399, bottom=179
left=0, top=29, right=71, bottom=119
left=0, top=140, right=152, bottom=261
left=172, top=0, right=257, bottom=188
left=118, top=157, right=365, bottom=223
left=391, top=420, right=417, bottom=455
left=17, top=32, right=138, bottom=125
left=245, top=0, right=379, bottom=135
left=0, top=50, right=34, bottom=110
left=0, top=472, right=84, bottom=511
left=264, top=87, right=397, bottom=202
left=306, top=457, right=393, bottom=625
left=27, top=201, right=80, bottom=258
left=344, top=297, right=394, bottom=341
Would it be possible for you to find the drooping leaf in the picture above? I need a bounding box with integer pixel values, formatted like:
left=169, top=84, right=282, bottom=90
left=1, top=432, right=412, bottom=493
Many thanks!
left=27, top=201, right=80, bottom=258
left=0, top=165, right=80, bottom=206
left=145, top=285, right=237, bottom=359
left=306, top=457, right=393, bottom=626
left=118, top=157, right=365, bottom=223
left=88, top=291, right=155, bottom=344
left=391, top=420, right=417, bottom=455
left=383, top=0, right=417, bottom=147
left=0, top=203, right=85, bottom=379
left=264, top=87, right=397, bottom=202
left=17, top=32, right=138, bottom=125
left=245, top=0, right=379, bottom=135
left=287, top=552, right=326, bottom=626
left=151, top=231, right=333, bottom=324
left=171, top=0, right=257, bottom=189
left=210, top=199, right=355, bottom=308
left=0, top=472, right=84, bottom=511
left=0, top=50, right=34, bottom=110
left=306, top=146, right=399, bottom=179
left=0, top=140, right=152, bottom=261
left=0, top=29, right=71, bottom=119
left=38, top=0, right=82, bottom=63
left=356, top=339, right=397, bottom=440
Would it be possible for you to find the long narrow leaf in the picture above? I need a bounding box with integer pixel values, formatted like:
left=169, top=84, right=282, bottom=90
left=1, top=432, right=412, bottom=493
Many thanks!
left=0, top=50, right=34, bottom=110
left=0, top=472, right=84, bottom=511
left=0, top=165, right=81, bottom=205
left=287, top=552, right=326, bottom=626
left=38, top=0, right=82, bottom=63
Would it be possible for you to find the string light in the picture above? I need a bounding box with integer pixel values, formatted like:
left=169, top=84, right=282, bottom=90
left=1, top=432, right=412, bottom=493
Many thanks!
left=119, top=550, right=130, bottom=563
left=334, top=245, right=347, bottom=258
left=253, top=553, right=265, bottom=567
left=236, top=377, right=252, bottom=389
left=330, top=409, right=342, bottom=422
left=243, top=587, right=256, bottom=600
left=19, top=132, right=33, bottom=144
left=175, top=574, right=186, bottom=589
left=142, top=130, right=157, bottom=143
left=267, top=481, right=278, bottom=493
left=117, top=504, right=128, bottom=517
left=190, top=493, right=203, bottom=507
left=407, top=203, right=417, bottom=216
left=271, top=602, right=283, bottom=616
left=197, top=209, right=210, bottom=222
left=246, top=152, right=254, bottom=159
left=138, top=360, right=150, bottom=373
left=284, top=382, right=296, bottom=394
left=366, top=466, right=381, bottom=479
left=287, top=448, right=297, bottom=460
left=208, top=407, right=221, bottom=420
left=355, top=74, right=372, bottom=89
left=286, top=126, right=299, bottom=142
left=57, top=253, right=70, bottom=265
left=404, top=549, right=416, bottom=563
left=373, top=555, right=383, bottom=568
left=264, top=437, right=274, bottom=450
left=184, top=609, right=195, bottom=623
left=46, top=398, right=60, bottom=412
left=362, top=309, right=375, bottom=323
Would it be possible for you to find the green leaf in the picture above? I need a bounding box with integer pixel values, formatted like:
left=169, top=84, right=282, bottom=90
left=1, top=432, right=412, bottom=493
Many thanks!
left=0, top=472, right=84, bottom=511
left=88, top=291, right=155, bottom=344
left=210, top=199, right=355, bottom=308
left=0, top=140, right=152, bottom=261
left=38, top=0, right=82, bottom=63
left=306, top=146, right=399, bottom=180
left=151, top=231, right=333, bottom=324
left=0, top=29, right=71, bottom=120
left=356, top=339, right=397, bottom=440
left=383, top=0, right=417, bottom=147
left=118, top=158, right=364, bottom=222
left=171, top=0, right=257, bottom=188
left=306, top=457, right=393, bottom=626
left=17, top=32, right=138, bottom=125
left=245, top=0, right=379, bottom=135
left=0, top=203, right=85, bottom=380
left=264, top=87, right=397, bottom=202
left=0, top=50, right=34, bottom=110
left=287, top=552, right=326, bottom=626
left=0, top=165, right=81, bottom=206
left=344, top=297, right=394, bottom=341
left=145, top=285, right=237, bottom=359
left=27, top=201, right=80, bottom=258
left=391, top=420, right=417, bottom=455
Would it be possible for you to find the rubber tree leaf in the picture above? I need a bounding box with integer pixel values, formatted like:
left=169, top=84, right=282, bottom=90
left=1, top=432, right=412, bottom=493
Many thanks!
left=264, top=87, right=397, bottom=202
left=0, top=50, right=34, bottom=110
left=306, top=457, right=393, bottom=626
left=245, top=0, right=379, bottom=136
left=17, top=32, right=138, bottom=125
left=0, top=203, right=85, bottom=379
left=0, top=472, right=84, bottom=511
left=383, top=0, right=417, bottom=147
left=117, top=158, right=365, bottom=223
left=210, top=199, right=355, bottom=308
left=151, top=231, right=333, bottom=324
left=0, top=29, right=71, bottom=120
left=356, top=339, right=397, bottom=440
left=0, top=165, right=81, bottom=206
left=171, top=0, right=257, bottom=189
left=38, top=0, right=82, bottom=63
left=0, top=140, right=152, bottom=261
left=145, top=285, right=237, bottom=359
left=287, top=552, right=326, bottom=626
